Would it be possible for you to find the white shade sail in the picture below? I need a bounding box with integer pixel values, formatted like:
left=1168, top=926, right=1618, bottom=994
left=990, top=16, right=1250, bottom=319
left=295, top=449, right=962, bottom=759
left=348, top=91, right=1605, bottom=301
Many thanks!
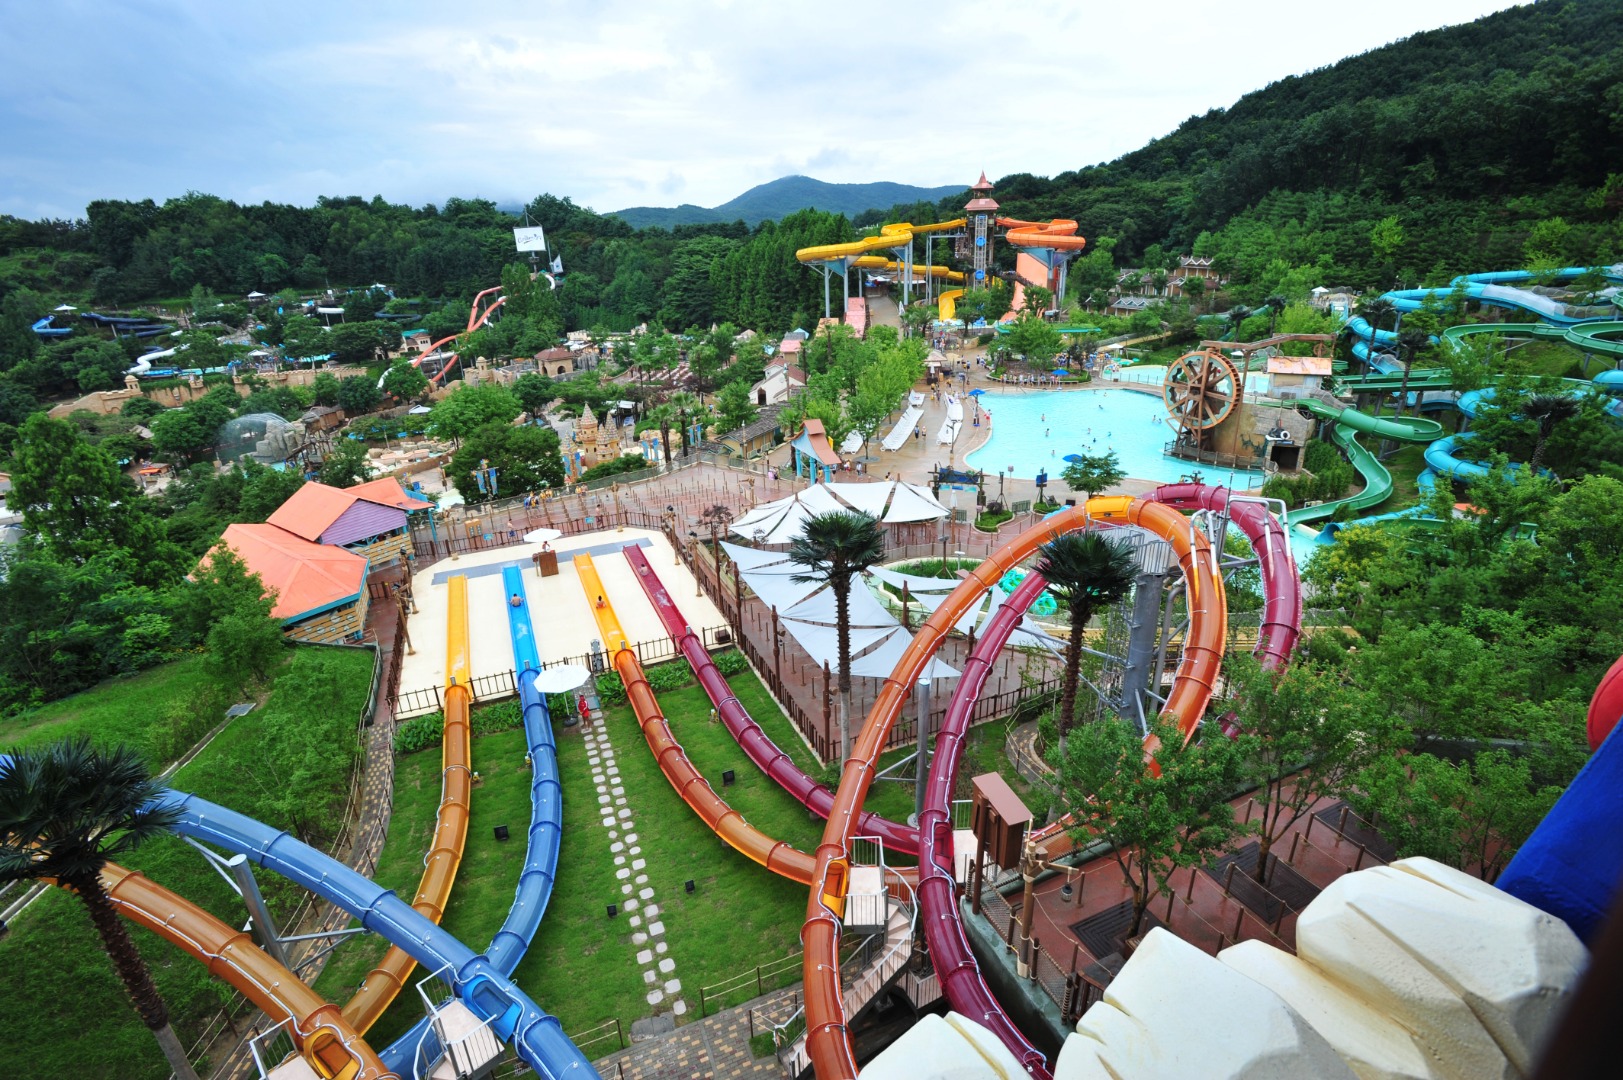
left=728, top=481, right=947, bottom=544
left=847, top=627, right=959, bottom=680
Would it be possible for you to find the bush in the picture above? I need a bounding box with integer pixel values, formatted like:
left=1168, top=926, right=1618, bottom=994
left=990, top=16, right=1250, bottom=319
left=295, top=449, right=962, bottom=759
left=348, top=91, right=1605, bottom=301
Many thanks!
left=471, top=697, right=523, bottom=736
left=643, top=660, right=693, bottom=692
left=546, top=691, right=577, bottom=719
left=595, top=670, right=626, bottom=706
left=714, top=650, right=750, bottom=676
left=394, top=710, right=443, bottom=755
left=578, top=454, right=649, bottom=484
left=206, top=613, right=288, bottom=688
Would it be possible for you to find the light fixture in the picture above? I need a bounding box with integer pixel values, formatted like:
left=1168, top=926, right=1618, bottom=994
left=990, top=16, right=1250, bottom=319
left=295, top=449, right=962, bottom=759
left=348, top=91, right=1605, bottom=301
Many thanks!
left=607, top=904, right=618, bottom=918
left=721, top=770, right=736, bottom=786
left=684, top=880, right=696, bottom=894
left=493, top=825, right=510, bottom=841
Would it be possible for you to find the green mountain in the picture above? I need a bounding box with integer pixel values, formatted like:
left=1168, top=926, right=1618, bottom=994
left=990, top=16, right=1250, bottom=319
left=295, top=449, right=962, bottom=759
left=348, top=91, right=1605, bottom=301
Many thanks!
left=610, top=175, right=966, bottom=229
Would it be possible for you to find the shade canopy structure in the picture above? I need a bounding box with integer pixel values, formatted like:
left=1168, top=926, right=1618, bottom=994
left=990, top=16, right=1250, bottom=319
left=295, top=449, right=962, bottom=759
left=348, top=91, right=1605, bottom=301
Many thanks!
left=720, top=541, right=959, bottom=680
left=523, top=527, right=563, bottom=545
left=533, top=664, right=592, bottom=693
left=728, top=481, right=948, bottom=544
left=1063, top=454, right=1086, bottom=463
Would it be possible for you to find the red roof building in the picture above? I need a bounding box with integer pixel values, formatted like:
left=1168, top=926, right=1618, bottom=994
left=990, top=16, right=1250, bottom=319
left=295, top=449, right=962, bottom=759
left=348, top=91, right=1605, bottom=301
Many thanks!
left=210, top=524, right=370, bottom=643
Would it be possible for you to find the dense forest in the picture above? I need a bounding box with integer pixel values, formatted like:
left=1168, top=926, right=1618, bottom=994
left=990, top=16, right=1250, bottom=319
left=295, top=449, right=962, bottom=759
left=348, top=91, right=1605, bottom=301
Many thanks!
left=4, top=3, right=1620, bottom=363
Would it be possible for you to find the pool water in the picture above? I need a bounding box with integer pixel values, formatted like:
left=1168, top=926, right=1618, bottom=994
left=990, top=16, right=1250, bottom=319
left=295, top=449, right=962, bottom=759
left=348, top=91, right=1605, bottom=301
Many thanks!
left=964, top=389, right=1269, bottom=488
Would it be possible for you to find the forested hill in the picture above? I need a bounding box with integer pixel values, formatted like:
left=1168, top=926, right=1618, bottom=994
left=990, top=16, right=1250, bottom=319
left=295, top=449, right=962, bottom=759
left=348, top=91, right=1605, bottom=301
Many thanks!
left=904, top=0, right=1623, bottom=289
left=611, top=176, right=966, bottom=229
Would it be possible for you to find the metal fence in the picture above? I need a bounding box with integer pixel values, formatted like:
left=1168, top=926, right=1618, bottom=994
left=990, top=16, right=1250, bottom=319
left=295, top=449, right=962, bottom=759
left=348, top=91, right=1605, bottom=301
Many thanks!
left=393, top=626, right=733, bottom=719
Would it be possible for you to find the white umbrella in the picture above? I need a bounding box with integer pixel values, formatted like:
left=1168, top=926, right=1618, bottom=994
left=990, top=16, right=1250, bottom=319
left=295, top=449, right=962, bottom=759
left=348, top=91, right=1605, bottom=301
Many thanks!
left=524, top=527, right=563, bottom=545
left=534, top=665, right=592, bottom=693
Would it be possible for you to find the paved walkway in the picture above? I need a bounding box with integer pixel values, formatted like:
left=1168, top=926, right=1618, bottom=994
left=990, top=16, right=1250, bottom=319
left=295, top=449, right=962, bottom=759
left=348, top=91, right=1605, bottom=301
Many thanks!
left=205, top=575, right=405, bottom=1079
left=595, top=988, right=799, bottom=1080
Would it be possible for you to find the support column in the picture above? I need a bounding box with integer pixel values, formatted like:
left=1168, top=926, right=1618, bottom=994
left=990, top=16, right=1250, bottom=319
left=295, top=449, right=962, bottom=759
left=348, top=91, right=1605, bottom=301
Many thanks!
left=228, top=855, right=291, bottom=970
left=913, top=677, right=932, bottom=823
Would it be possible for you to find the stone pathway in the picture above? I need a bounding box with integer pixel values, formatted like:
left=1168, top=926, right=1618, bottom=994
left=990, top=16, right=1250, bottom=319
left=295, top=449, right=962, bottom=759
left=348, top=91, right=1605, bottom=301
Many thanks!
left=584, top=703, right=686, bottom=1019
left=595, top=988, right=799, bottom=1080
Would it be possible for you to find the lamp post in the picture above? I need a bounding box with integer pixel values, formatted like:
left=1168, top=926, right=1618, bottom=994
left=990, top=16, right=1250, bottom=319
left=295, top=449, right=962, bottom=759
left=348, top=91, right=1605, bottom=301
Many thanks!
left=688, top=531, right=701, bottom=596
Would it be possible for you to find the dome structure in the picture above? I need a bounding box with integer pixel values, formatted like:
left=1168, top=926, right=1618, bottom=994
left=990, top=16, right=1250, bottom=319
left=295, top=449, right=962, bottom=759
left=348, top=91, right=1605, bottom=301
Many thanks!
left=217, top=412, right=301, bottom=466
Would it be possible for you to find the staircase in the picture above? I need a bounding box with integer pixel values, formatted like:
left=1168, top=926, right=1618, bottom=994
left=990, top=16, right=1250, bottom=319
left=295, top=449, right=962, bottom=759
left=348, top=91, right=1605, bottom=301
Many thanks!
left=777, top=876, right=918, bottom=1078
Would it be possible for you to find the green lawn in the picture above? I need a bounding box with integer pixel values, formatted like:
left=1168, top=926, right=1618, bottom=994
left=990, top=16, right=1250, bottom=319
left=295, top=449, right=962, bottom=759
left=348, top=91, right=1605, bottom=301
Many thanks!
left=0, top=654, right=228, bottom=767
left=327, top=660, right=933, bottom=1055
left=0, top=646, right=376, bottom=1080
left=1367, top=443, right=1431, bottom=515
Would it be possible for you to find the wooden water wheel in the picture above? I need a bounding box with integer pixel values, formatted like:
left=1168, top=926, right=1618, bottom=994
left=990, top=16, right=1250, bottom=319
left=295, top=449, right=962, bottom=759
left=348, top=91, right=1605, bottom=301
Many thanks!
left=1162, top=348, right=1241, bottom=447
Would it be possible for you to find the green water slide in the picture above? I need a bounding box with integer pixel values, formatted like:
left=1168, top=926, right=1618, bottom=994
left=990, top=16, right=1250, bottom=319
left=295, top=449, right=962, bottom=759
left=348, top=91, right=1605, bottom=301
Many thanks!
left=1443, top=320, right=1623, bottom=357
left=1270, top=399, right=1444, bottom=528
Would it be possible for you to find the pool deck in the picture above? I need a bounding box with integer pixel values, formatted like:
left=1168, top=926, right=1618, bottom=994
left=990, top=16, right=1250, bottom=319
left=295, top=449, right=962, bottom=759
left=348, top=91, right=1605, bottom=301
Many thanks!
left=397, top=527, right=727, bottom=693
left=760, top=336, right=1187, bottom=504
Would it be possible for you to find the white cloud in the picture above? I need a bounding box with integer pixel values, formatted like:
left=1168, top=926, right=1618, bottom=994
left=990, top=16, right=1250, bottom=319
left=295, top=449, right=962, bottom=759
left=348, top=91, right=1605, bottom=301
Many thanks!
left=0, top=0, right=1529, bottom=217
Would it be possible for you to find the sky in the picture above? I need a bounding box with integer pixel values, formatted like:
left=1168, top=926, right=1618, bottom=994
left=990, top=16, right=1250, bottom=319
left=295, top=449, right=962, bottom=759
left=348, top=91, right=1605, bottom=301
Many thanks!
left=0, top=0, right=1529, bottom=222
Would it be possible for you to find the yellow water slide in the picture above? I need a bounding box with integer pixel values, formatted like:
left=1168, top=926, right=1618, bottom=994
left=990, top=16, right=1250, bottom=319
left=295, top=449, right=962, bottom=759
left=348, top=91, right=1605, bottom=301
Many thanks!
left=342, top=575, right=473, bottom=1032
left=794, top=219, right=967, bottom=267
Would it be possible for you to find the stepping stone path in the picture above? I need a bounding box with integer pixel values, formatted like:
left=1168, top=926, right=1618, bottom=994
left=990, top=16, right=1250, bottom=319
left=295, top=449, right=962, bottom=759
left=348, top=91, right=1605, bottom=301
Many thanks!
left=584, top=712, right=686, bottom=1018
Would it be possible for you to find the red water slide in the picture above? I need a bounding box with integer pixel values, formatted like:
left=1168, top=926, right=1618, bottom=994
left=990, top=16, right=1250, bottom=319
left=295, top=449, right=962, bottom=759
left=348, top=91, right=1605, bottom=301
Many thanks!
left=1143, top=484, right=1302, bottom=669
left=620, top=544, right=919, bottom=855
left=916, top=570, right=1053, bottom=1077
left=803, top=497, right=1228, bottom=1079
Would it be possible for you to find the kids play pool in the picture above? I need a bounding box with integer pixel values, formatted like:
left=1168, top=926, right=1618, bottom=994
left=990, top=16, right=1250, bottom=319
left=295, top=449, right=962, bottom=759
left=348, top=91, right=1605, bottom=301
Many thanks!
left=964, top=388, right=1270, bottom=488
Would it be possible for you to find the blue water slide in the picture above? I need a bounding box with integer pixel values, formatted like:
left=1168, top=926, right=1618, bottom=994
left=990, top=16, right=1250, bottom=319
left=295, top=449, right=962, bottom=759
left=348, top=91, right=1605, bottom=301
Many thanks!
left=1386, top=267, right=1623, bottom=325
left=158, top=791, right=593, bottom=1078
left=1342, top=316, right=1402, bottom=373
left=30, top=315, right=72, bottom=337
left=380, top=566, right=565, bottom=1073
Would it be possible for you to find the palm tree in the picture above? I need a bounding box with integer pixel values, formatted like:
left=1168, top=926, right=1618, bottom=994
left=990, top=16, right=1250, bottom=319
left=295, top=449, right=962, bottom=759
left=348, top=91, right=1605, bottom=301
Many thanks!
left=1225, top=306, right=1252, bottom=340
left=0, top=739, right=201, bottom=1080
left=1394, top=327, right=1431, bottom=420
left=789, top=511, right=887, bottom=760
left=1358, top=296, right=1397, bottom=371
left=648, top=403, right=677, bottom=465
left=1036, top=532, right=1139, bottom=736
left=1523, top=393, right=1579, bottom=474
left=668, top=391, right=705, bottom=457
left=1263, top=295, right=1287, bottom=336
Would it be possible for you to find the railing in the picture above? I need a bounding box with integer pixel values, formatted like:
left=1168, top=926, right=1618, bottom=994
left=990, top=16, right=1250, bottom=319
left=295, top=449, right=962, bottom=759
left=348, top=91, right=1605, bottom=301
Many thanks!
left=567, top=1017, right=627, bottom=1057
left=392, top=627, right=730, bottom=719
left=696, top=950, right=806, bottom=1017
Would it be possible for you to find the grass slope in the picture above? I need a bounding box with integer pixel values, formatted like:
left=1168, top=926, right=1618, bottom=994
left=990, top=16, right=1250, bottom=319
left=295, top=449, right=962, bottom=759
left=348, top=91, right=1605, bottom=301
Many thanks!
left=0, top=647, right=376, bottom=1080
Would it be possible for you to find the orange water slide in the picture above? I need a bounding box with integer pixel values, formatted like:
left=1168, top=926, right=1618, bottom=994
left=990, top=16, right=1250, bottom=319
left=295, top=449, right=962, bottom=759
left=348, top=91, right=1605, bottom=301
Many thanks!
left=100, top=863, right=391, bottom=1079
left=573, top=553, right=817, bottom=883
left=391, top=285, right=506, bottom=389
left=997, top=216, right=1087, bottom=252
left=342, top=575, right=473, bottom=1032
left=802, top=497, right=1228, bottom=1079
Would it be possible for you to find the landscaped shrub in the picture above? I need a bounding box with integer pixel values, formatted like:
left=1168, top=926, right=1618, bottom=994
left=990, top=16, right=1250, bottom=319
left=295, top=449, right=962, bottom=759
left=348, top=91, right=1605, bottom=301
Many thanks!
left=394, top=710, right=443, bottom=755
left=714, top=650, right=750, bottom=676
left=643, top=660, right=693, bottom=692
left=596, top=670, right=627, bottom=706
left=471, top=697, right=523, bottom=736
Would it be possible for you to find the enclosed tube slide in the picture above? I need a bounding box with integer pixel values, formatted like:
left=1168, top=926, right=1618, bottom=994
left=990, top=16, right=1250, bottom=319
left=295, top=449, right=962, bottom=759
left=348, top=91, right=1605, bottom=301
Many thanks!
left=97, top=862, right=391, bottom=1080
left=802, top=497, right=1228, bottom=1079
left=795, top=219, right=970, bottom=267
left=620, top=544, right=919, bottom=855
left=1142, top=484, right=1301, bottom=669
left=157, top=791, right=593, bottom=1078
left=382, top=568, right=562, bottom=1072
left=574, top=553, right=817, bottom=883
left=937, top=288, right=965, bottom=322
left=916, top=572, right=1054, bottom=1078
left=488, top=567, right=563, bottom=971
left=343, top=576, right=472, bottom=1033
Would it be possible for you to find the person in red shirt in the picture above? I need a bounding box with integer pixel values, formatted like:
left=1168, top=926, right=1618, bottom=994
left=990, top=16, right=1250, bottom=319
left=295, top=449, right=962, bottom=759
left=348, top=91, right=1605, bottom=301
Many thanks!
left=577, top=693, right=592, bottom=729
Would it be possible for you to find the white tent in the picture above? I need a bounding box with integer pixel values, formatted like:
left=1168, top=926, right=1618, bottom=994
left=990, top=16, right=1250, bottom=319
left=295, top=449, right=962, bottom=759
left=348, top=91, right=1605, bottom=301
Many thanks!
left=729, top=482, right=948, bottom=545
left=847, top=627, right=959, bottom=680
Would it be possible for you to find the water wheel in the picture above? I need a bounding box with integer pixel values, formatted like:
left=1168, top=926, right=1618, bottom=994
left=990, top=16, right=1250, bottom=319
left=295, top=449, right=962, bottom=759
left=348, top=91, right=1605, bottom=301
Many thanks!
left=1162, top=349, right=1241, bottom=445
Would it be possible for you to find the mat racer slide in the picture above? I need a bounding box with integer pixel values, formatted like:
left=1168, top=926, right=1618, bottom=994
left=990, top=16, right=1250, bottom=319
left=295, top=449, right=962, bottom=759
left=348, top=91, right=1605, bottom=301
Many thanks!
left=383, top=567, right=563, bottom=1074
left=574, top=553, right=818, bottom=883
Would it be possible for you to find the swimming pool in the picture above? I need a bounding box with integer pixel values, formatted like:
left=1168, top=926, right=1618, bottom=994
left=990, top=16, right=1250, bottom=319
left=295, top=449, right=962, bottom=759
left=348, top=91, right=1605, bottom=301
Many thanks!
left=963, top=389, right=1270, bottom=488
